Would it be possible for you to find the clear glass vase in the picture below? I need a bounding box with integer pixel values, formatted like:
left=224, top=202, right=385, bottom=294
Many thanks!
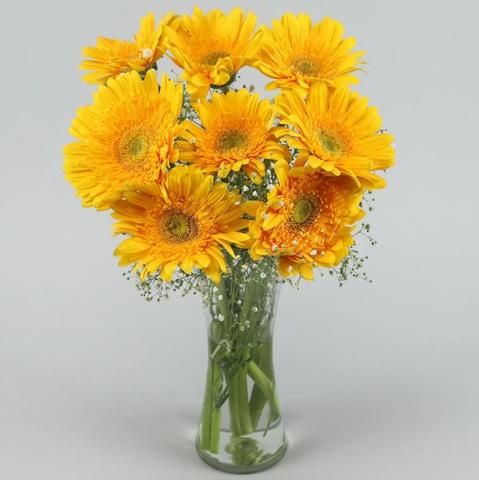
left=196, top=252, right=287, bottom=473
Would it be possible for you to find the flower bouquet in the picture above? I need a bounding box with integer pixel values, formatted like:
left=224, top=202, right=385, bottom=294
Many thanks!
left=64, top=7, right=395, bottom=474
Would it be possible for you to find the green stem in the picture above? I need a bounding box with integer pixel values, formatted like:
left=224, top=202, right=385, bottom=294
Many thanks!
left=237, top=367, right=253, bottom=434
left=228, top=374, right=242, bottom=436
left=228, top=366, right=253, bottom=437
left=200, top=363, right=212, bottom=449
left=247, top=360, right=280, bottom=420
left=249, top=341, right=275, bottom=429
left=200, top=357, right=222, bottom=453
left=209, top=360, right=222, bottom=452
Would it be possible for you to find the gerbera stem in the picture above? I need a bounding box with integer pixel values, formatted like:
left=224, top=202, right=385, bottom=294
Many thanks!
left=200, top=351, right=222, bottom=453
left=228, top=366, right=253, bottom=436
left=247, top=360, right=280, bottom=422
left=237, top=367, right=253, bottom=434
left=209, top=363, right=222, bottom=452
left=228, top=373, right=243, bottom=436
left=248, top=340, right=276, bottom=429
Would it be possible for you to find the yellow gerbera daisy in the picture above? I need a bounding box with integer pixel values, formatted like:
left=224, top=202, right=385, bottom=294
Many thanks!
left=112, top=166, right=250, bottom=283
left=255, top=13, right=364, bottom=95
left=80, top=12, right=176, bottom=84
left=274, top=83, right=395, bottom=189
left=249, top=161, right=364, bottom=280
left=166, top=7, right=261, bottom=98
left=179, top=89, right=289, bottom=181
left=64, top=70, right=183, bottom=209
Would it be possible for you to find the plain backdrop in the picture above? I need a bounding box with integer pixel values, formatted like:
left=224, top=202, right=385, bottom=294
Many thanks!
left=1, top=0, right=478, bottom=479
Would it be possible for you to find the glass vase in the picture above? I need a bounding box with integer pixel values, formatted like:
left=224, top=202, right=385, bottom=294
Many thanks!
left=196, top=252, right=287, bottom=473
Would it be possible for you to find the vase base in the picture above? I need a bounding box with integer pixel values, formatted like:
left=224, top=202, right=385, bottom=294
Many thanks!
left=196, top=436, right=287, bottom=474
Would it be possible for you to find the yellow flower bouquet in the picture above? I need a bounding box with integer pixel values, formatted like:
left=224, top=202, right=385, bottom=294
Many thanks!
left=64, top=7, right=394, bottom=473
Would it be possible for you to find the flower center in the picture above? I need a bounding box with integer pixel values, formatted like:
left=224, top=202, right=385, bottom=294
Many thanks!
left=119, top=129, right=151, bottom=167
left=217, top=130, right=248, bottom=152
left=293, top=56, right=320, bottom=76
left=159, top=209, right=199, bottom=243
left=202, top=50, right=230, bottom=66
left=318, top=131, right=343, bottom=155
left=289, top=196, right=319, bottom=229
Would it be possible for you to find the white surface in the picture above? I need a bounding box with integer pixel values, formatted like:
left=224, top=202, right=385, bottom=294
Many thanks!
left=1, top=0, right=478, bottom=478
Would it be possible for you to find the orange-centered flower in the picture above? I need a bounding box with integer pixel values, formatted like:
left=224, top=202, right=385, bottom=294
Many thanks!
left=249, top=161, right=364, bottom=279
left=179, top=89, right=289, bottom=181
left=112, top=166, right=251, bottom=283
left=274, top=83, right=395, bottom=189
left=166, top=7, right=261, bottom=98
left=255, top=13, right=365, bottom=95
left=64, top=70, right=183, bottom=209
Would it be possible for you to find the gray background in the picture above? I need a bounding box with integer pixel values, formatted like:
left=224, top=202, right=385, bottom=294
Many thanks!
left=1, top=0, right=478, bottom=478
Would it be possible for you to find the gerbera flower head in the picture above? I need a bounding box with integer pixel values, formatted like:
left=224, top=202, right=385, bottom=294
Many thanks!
left=166, top=7, right=261, bottom=98
left=255, top=13, right=364, bottom=95
left=249, top=161, right=364, bottom=280
left=112, top=166, right=251, bottom=283
left=64, top=70, right=183, bottom=209
left=179, top=89, right=289, bottom=181
left=80, top=12, right=177, bottom=84
left=274, top=82, right=395, bottom=189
